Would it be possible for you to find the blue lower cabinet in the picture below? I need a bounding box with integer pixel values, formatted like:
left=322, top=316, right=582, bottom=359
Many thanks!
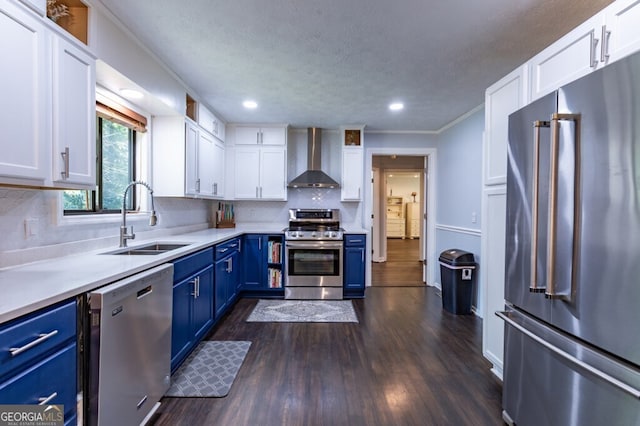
left=240, top=234, right=284, bottom=297
left=0, top=343, right=77, bottom=423
left=215, top=250, right=239, bottom=319
left=170, top=248, right=215, bottom=371
left=0, top=299, right=77, bottom=424
left=344, top=234, right=366, bottom=298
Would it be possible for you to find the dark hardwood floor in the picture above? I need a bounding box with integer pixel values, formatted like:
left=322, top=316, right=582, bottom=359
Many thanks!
left=151, top=287, right=503, bottom=426
left=372, top=238, right=424, bottom=286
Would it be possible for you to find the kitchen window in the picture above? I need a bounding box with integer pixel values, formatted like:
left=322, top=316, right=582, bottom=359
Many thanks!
left=64, top=95, right=147, bottom=215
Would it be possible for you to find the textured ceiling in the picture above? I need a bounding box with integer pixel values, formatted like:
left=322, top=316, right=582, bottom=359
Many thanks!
left=98, top=0, right=613, bottom=131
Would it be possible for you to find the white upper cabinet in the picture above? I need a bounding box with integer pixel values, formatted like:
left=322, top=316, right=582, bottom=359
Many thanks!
left=0, top=0, right=95, bottom=189
left=227, top=124, right=288, bottom=200
left=529, top=0, right=640, bottom=102
left=340, top=126, right=364, bottom=201
left=235, top=126, right=286, bottom=145
left=197, top=103, right=225, bottom=142
left=484, top=65, right=528, bottom=186
left=197, top=129, right=225, bottom=198
left=529, top=13, right=605, bottom=101
left=233, top=146, right=286, bottom=200
left=184, top=119, right=199, bottom=196
left=0, top=1, right=48, bottom=184
left=51, top=35, right=96, bottom=188
left=153, top=116, right=225, bottom=200
left=602, top=0, right=640, bottom=64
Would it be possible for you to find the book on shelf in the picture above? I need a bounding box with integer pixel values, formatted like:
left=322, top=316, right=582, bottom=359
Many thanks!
left=268, top=268, right=282, bottom=289
left=267, top=241, right=281, bottom=263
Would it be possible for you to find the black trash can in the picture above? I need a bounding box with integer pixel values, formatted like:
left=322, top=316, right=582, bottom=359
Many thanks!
left=439, top=249, right=476, bottom=314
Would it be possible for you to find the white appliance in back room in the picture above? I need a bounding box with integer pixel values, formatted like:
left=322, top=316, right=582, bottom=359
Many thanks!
left=498, top=50, right=640, bottom=425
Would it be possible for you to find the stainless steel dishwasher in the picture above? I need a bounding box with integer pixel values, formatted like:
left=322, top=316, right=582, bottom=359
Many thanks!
left=87, top=263, right=173, bottom=426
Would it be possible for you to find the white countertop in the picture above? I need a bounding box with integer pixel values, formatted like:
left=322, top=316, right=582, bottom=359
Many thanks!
left=0, top=223, right=367, bottom=323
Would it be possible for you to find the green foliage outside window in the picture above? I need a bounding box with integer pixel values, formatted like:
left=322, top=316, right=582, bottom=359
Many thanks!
left=63, top=117, right=135, bottom=213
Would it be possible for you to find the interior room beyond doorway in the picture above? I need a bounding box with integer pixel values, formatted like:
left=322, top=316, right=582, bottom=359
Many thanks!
left=371, top=156, right=426, bottom=287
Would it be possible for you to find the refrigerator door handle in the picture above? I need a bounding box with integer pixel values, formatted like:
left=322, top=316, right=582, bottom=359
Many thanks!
left=497, top=311, right=640, bottom=399
left=530, top=120, right=550, bottom=293
left=546, top=113, right=581, bottom=301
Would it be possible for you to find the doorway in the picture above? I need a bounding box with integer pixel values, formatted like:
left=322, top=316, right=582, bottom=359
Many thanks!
left=371, top=155, right=427, bottom=286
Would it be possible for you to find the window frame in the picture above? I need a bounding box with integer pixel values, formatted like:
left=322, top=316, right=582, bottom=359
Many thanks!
left=63, top=116, right=137, bottom=215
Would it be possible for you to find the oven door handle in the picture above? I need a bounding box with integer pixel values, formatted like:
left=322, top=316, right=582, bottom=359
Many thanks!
left=285, top=241, right=343, bottom=249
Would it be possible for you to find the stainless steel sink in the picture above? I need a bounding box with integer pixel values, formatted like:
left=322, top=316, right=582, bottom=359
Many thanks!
left=103, top=242, right=191, bottom=255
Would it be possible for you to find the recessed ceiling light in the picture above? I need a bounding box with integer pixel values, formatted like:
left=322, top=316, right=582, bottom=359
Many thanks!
left=389, top=102, right=404, bottom=111
left=243, top=100, right=258, bottom=109
left=119, top=88, right=144, bottom=99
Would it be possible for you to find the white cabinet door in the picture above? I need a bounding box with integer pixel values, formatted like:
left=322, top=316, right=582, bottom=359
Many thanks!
left=184, top=120, right=199, bottom=196
left=529, top=14, right=604, bottom=101
left=197, top=104, right=225, bottom=142
left=233, top=148, right=260, bottom=198
left=260, top=127, right=286, bottom=145
left=52, top=36, right=96, bottom=188
left=341, top=148, right=363, bottom=200
left=197, top=130, right=216, bottom=197
left=232, top=146, right=286, bottom=200
left=0, top=2, right=48, bottom=184
left=484, top=65, right=528, bottom=185
left=211, top=138, right=224, bottom=198
left=235, top=126, right=261, bottom=145
left=234, top=126, right=285, bottom=145
left=603, top=0, right=640, bottom=64
left=259, top=148, right=286, bottom=199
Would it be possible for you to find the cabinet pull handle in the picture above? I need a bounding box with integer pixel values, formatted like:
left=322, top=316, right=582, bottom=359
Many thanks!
left=260, top=187, right=263, bottom=198
left=218, top=248, right=228, bottom=253
left=10, top=330, right=59, bottom=357
left=38, top=392, right=58, bottom=405
left=60, top=147, right=70, bottom=179
left=196, top=178, right=201, bottom=192
left=256, top=132, right=260, bottom=144
left=256, top=187, right=259, bottom=198
left=546, top=113, right=581, bottom=301
left=213, top=182, right=217, bottom=195
left=530, top=120, right=549, bottom=293
left=260, top=131, right=264, bottom=144
left=361, top=250, right=364, bottom=262
left=600, top=25, right=611, bottom=63
left=226, top=258, right=233, bottom=273
left=190, top=276, right=199, bottom=298
left=589, top=30, right=599, bottom=69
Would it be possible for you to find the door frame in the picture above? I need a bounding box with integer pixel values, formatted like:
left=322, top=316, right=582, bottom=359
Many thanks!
left=364, top=147, right=437, bottom=287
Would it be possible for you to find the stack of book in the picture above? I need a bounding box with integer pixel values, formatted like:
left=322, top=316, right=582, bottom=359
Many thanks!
left=268, top=268, right=282, bottom=288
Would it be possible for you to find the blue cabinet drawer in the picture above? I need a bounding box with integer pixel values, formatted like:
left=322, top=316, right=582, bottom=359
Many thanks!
left=345, top=234, right=366, bottom=247
left=172, top=247, right=214, bottom=283
left=215, top=238, right=240, bottom=260
left=0, top=342, right=77, bottom=421
left=0, top=300, right=76, bottom=380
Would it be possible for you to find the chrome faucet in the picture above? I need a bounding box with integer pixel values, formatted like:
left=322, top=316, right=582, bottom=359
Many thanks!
left=120, top=180, right=158, bottom=247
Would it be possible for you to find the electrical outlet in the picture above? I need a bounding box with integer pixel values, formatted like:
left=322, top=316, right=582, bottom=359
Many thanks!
left=471, top=212, right=477, bottom=224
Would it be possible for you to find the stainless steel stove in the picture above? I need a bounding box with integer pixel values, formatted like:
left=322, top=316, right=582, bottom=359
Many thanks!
left=284, top=209, right=343, bottom=299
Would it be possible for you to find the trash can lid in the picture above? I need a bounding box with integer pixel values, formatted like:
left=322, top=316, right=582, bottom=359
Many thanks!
left=438, top=249, right=475, bottom=266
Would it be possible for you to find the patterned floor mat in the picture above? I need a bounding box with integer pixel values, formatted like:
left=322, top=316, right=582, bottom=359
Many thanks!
left=165, top=341, right=251, bottom=397
left=246, top=299, right=358, bottom=322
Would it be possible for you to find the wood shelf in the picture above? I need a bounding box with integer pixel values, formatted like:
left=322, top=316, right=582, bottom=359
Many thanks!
left=50, top=0, right=88, bottom=45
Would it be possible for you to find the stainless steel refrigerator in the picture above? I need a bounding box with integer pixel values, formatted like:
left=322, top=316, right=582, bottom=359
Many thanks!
left=499, top=50, right=640, bottom=425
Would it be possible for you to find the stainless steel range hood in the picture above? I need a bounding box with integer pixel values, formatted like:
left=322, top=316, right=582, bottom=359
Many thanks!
left=288, top=128, right=340, bottom=188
